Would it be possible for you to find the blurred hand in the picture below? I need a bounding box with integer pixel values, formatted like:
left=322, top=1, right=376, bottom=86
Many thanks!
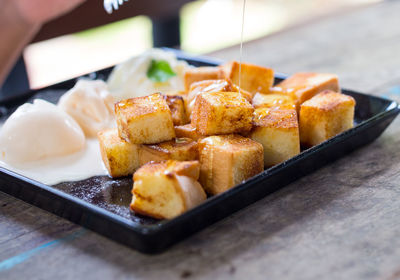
left=0, top=0, right=86, bottom=85
left=12, top=0, right=86, bottom=25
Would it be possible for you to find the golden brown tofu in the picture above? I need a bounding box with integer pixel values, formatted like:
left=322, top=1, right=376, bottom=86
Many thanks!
left=164, top=95, right=189, bottom=126
left=139, top=137, right=198, bottom=166
left=198, top=135, right=264, bottom=195
left=98, top=128, right=140, bottom=178
left=174, top=123, right=206, bottom=141
left=231, top=83, right=253, bottom=102
left=115, top=93, right=175, bottom=144
left=221, top=61, right=274, bottom=95
left=191, top=91, right=254, bottom=136
left=189, top=79, right=234, bottom=94
left=276, top=72, right=339, bottom=109
left=184, top=66, right=225, bottom=92
left=299, top=90, right=355, bottom=147
left=252, top=92, right=296, bottom=110
left=130, top=160, right=206, bottom=219
left=186, top=79, right=253, bottom=119
left=250, top=108, right=300, bottom=167
left=187, top=79, right=235, bottom=117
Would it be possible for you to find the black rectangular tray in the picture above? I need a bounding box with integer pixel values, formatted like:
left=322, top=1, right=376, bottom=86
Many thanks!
left=0, top=50, right=399, bottom=254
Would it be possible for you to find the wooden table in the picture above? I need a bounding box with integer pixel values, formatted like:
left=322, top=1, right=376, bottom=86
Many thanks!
left=1, top=2, right=400, bottom=279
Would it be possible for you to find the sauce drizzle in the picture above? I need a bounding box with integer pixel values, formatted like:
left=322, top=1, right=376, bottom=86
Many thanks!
left=238, top=0, right=247, bottom=94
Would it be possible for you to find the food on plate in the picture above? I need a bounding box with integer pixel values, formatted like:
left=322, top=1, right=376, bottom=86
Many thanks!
left=184, top=61, right=274, bottom=97
left=174, top=123, right=206, bottom=141
left=115, top=93, right=176, bottom=144
left=299, top=90, right=356, bottom=147
left=186, top=79, right=252, bottom=118
left=187, top=79, right=234, bottom=117
left=250, top=108, right=300, bottom=167
left=0, top=48, right=357, bottom=220
left=252, top=92, right=295, bottom=110
left=191, top=91, right=254, bottom=135
left=98, top=128, right=140, bottom=178
left=184, top=66, right=225, bottom=92
left=164, top=95, right=189, bottom=126
left=274, top=72, right=339, bottom=110
left=220, top=61, right=274, bottom=95
left=139, top=137, right=198, bottom=166
left=198, top=135, right=264, bottom=195
left=231, top=83, right=253, bottom=102
left=0, top=99, right=85, bottom=163
left=130, top=160, right=206, bottom=219
left=102, top=52, right=355, bottom=219
left=58, top=79, right=115, bottom=137
left=107, top=49, right=189, bottom=101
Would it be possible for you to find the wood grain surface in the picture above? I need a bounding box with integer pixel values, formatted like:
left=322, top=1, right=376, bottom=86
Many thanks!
left=1, top=2, right=400, bottom=279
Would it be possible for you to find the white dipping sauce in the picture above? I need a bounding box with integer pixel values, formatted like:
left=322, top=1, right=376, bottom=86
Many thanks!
left=0, top=137, right=108, bottom=185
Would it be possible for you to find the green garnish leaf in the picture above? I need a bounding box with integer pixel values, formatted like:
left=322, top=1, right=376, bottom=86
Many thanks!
left=147, top=59, right=176, bottom=83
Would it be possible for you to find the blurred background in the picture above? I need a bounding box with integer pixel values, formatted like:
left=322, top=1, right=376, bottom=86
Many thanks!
left=11, top=0, right=380, bottom=89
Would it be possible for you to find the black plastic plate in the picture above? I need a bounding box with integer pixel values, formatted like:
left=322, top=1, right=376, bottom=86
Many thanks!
left=0, top=50, right=399, bottom=254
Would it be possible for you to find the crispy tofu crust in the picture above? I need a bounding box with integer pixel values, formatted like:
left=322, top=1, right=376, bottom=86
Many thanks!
left=97, top=128, right=140, bottom=178
left=189, top=79, right=234, bottom=94
left=198, top=135, right=264, bottom=195
left=187, top=79, right=235, bottom=117
left=252, top=92, right=296, bottom=110
left=191, top=91, right=254, bottom=136
left=251, top=109, right=300, bottom=167
left=135, top=160, right=201, bottom=180
left=174, top=123, right=206, bottom=141
left=276, top=72, right=339, bottom=109
left=300, top=90, right=355, bottom=147
left=115, top=93, right=175, bottom=144
left=221, top=61, right=274, bottom=95
left=184, top=66, right=225, bottom=92
left=231, top=84, right=253, bottom=102
left=139, top=137, right=198, bottom=166
left=130, top=160, right=206, bottom=219
left=253, top=108, right=298, bottom=129
left=164, top=95, right=189, bottom=126
left=186, top=79, right=253, bottom=119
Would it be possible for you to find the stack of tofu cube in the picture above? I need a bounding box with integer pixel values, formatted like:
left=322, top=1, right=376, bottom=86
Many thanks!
left=98, top=60, right=355, bottom=219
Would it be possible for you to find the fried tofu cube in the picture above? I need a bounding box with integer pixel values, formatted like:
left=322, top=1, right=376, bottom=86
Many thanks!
left=252, top=92, right=296, bottom=110
left=276, top=72, right=339, bottom=109
left=188, top=79, right=234, bottom=94
left=130, top=160, right=207, bottom=219
left=187, top=79, right=235, bottom=117
left=115, top=93, right=175, bottom=144
left=164, top=95, right=189, bottom=126
left=184, top=66, right=224, bottom=92
left=221, top=61, right=274, bottom=95
left=299, top=90, right=355, bottom=147
left=186, top=79, right=253, bottom=119
left=250, top=108, right=300, bottom=167
left=231, top=83, right=253, bottom=102
left=191, top=91, right=254, bottom=135
left=98, top=128, right=140, bottom=178
left=174, top=123, right=206, bottom=141
left=139, top=137, right=198, bottom=166
left=198, top=135, right=264, bottom=195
